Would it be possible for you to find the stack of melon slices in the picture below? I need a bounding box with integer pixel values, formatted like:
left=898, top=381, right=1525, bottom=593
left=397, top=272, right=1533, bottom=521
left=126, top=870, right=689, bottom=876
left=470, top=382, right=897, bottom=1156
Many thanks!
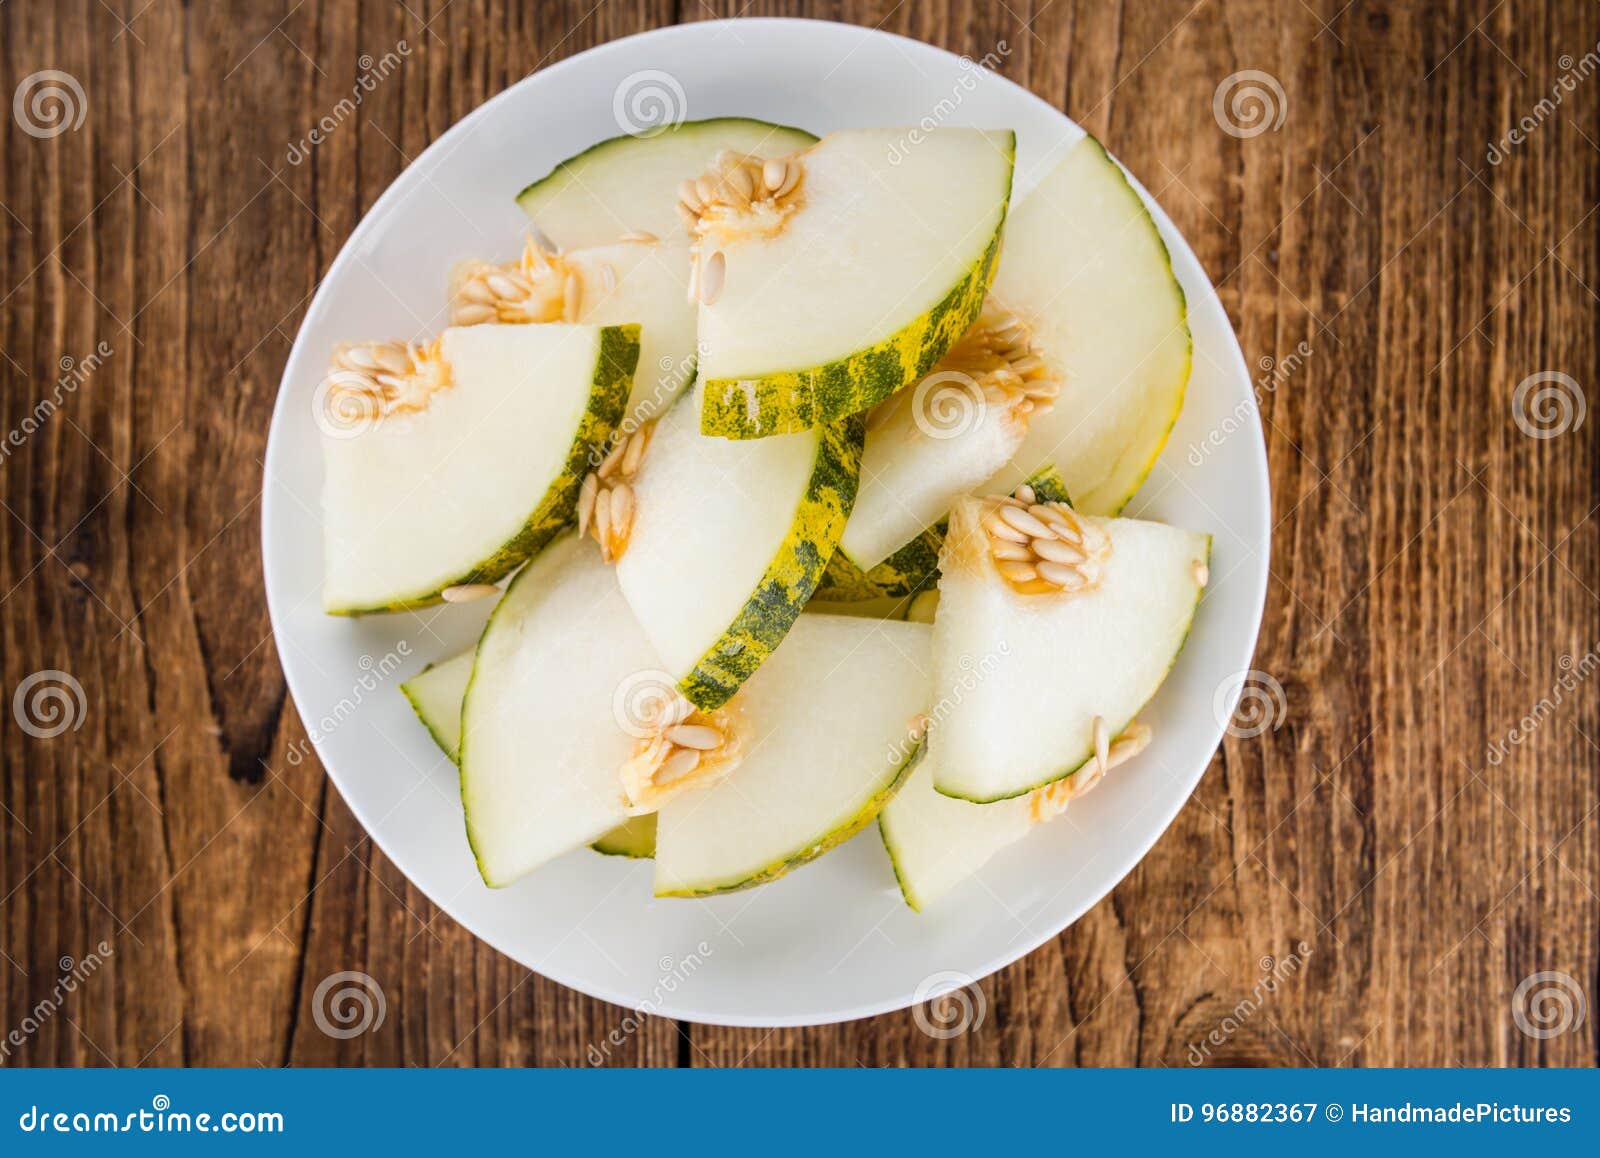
left=321, top=117, right=1208, bottom=910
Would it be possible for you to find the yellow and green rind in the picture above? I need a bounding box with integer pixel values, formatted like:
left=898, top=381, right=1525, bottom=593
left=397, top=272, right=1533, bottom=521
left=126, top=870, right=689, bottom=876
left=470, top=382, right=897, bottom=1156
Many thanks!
left=677, top=412, right=866, bottom=711
left=877, top=812, right=926, bottom=912
left=657, top=741, right=926, bottom=898
left=400, top=664, right=461, bottom=761
left=931, top=533, right=1212, bottom=804
left=591, top=814, right=658, bottom=859
left=329, top=325, right=640, bottom=616
left=515, top=118, right=818, bottom=221
left=816, top=464, right=1073, bottom=601
left=698, top=135, right=1015, bottom=441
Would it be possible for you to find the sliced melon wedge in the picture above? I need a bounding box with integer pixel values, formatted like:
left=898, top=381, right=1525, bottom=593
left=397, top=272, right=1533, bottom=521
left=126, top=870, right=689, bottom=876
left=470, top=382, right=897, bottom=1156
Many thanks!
left=591, top=814, right=658, bottom=859
left=516, top=118, right=817, bottom=249
left=321, top=323, right=639, bottom=614
left=693, top=128, right=1015, bottom=438
left=615, top=383, right=862, bottom=711
left=400, top=651, right=475, bottom=760
left=459, top=534, right=669, bottom=886
left=451, top=237, right=697, bottom=423
left=653, top=615, right=931, bottom=897
left=881, top=719, right=1152, bottom=911
left=984, top=135, right=1190, bottom=514
left=928, top=494, right=1208, bottom=802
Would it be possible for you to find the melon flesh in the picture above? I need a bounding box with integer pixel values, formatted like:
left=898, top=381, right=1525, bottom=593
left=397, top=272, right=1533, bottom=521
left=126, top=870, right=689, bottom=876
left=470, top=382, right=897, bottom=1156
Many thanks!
left=878, top=761, right=1036, bottom=911
left=564, top=240, right=699, bottom=423
left=516, top=118, right=817, bottom=249
left=400, top=651, right=475, bottom=761
left=614, top=382, right=859, bottom=711
left=459, top=535, right=661, bottom=886
left=840, top=379, right=1028, bottom=572
left=928, top=497, right=1208, bottom=802
left=985, top=135, right=1190, bottom=514
left=653, top=615, right=931, bottom=896
left=322, top=323, right=635, bottom=613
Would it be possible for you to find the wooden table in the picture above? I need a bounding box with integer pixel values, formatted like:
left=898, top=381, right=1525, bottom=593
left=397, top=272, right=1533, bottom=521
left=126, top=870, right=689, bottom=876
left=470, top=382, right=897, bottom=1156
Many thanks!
left=2, top=0, right=1595, bottom=1067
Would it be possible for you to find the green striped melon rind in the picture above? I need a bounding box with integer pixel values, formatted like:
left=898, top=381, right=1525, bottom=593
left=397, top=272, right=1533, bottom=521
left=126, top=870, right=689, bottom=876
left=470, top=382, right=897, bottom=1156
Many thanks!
left=330, top=325, right=641, bottom=616
left=934, top=533, right=1213, bottom=804
left=656, top=741, right=926, bottom=898
left=698, top=134, right=1015, bottom=440
left=677, top=413, right=866, bottom=711
left=815, top=464, right=1072, bottom=601
left=514, top=118, right=819, bottom=226
left=591, top=814, right=657, bottom=859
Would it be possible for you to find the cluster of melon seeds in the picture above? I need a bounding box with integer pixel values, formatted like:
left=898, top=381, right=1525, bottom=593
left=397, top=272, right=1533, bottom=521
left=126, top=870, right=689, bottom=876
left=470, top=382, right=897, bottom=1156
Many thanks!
left=980, top=483, right=1112, bottom=595
left=941, top=303, right=1060, bottom=419
left=577, top=421, right=655, bottom=563
left=1027, top=719, right=1153, bottom=823
left=616, top=692, right=743, bottom=813
left=676, top=150, right=806, bottom=304
left=328, top=337, right=453, bottom=419
left=450, top=236, right=587, bottom=326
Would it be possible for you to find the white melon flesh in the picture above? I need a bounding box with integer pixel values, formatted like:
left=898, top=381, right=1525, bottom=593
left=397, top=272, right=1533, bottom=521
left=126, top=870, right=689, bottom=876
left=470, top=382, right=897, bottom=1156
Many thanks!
left=459, top=535, right=661, bottom=887
left=322, top=323, right=636, bottom=614
left=986, top=135, right=1190, bottom=514
left=697, top=129, right=1015, bottom=436
left=564, top=240, right=699, bottom=422
left=614, top=383, right=859, bottom=711
left=929, top=497, right=1208, bottom=802
left=878, top=761, right=1036, bottom=911
left=516, top=118, right=817, bottom=249
left=840, top=380, right=1028, bottom=572
left=653, top=615, right=932, bottom=896
left=400, top=651, right=475, bottom=760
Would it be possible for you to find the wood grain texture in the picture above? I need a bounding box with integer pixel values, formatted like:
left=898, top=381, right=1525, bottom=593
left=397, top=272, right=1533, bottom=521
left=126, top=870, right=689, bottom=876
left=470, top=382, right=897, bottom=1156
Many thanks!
left=1, top=0, right=1594, bottom=1068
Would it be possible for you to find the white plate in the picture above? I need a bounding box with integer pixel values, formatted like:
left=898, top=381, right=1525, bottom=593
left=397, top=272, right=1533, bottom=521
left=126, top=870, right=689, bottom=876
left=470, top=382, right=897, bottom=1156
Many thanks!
left=262, top=18, right=1269, bottom=1027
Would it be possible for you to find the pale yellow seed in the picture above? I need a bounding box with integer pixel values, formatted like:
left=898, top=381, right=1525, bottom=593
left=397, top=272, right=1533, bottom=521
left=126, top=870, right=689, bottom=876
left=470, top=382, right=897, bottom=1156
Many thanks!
left=983, top=512, right=1030, bottom=543
left=608, top=482, right=635, bottom=548
left=663, top=723, right=723, bottom=751
left=762, top=158, right=787, bottom=191
left=998, top=504, right=1053, bottom=539
left=700, top=250, right=726, bottom=305
left=441, top=583, right=498, bottom=603
left=1193, top=560, right=1210, bottom=587
left=1013, top=484, right=1036, bottom=505
left=597, top=439, right=628, bottom=480
left=453, top=302, right=496, bottom=326
left=593, top=487, right=613, bottom=557
left=621, top=426, right=649, bottom=476
left=1092, top=715, right=1110, bottom=778
left=1031, top=537, right=1086, bottom=565
left=996, top=560, right=1038, bottom=584
left=460, top=278, right=497, bottom=305
left=1035, top=561, right=1084, bottom=589
left=990, top=540, right=1033, bottom=562
left=577, top=473, right=599, bottom=538
left=654, top=747, right=702, bottom=785
left=677, top=179, right=703, bottom=212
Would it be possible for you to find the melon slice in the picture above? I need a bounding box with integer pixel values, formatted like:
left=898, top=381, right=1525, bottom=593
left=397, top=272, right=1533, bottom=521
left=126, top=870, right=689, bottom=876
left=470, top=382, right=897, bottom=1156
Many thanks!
left=321, top=323, right=639, bottom=614
left=400, top=651, right=475, bottom=760
left=516, top=118, right=817, bottom=250
left=451, top=237, right=697, bottom=424
left=928, top=494, right=1209, bottom=802
left=401, top=644, right=658, bottom=861
left=984, top=134, right=1191, bottom=514
left=880, top=717, right=1154, bottom=911
left=653, top=615, right=931, bottom=897
left=614, top=383, right=862, bottom=711
left=692, top=128, right=1016, bottom=438
left=460, top=534, right=673, bottom=886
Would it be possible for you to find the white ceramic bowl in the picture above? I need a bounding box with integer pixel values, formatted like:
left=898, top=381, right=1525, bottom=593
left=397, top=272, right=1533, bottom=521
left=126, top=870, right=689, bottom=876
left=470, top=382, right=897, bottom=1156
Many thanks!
left=262, top=18, right=1269, bottom=1027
